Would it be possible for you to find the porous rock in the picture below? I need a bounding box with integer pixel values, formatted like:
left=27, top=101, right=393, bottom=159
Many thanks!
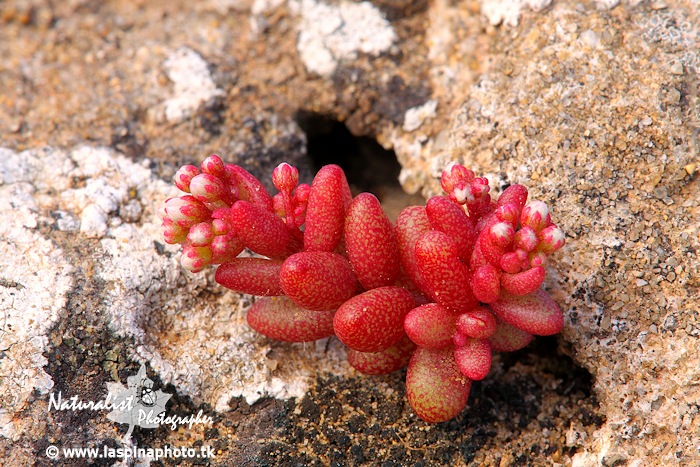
left=0, top=0, right=697, bottom=465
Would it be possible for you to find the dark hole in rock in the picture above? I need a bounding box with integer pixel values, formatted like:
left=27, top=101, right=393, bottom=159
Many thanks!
left=499, top=335, right=596, bottom=398
left=296, top=110, right=399, bottom=194
left=296, top=111, right=424, bottom=219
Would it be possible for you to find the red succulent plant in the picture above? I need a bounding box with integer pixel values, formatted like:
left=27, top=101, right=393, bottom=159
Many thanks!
left=159, top=155, right=566, bottom=423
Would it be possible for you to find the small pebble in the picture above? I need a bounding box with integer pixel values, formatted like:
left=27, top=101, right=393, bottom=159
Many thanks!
left=669, top=62, right=684, bottom=75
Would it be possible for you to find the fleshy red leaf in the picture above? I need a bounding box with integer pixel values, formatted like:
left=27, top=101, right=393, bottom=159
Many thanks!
left=415, top=230, right=478, bottom=313
left=395, top=206, right=431, bottom=290
left=404, top=303, right=457, bottom=349
left=215, top=258, right=283, bottom=296
left=471, top=264, right=501, bottom=304
left=490, top=290, right=564, bottom=336
left=501, top=266, right=546, bottom=296
left=280, top=252, right=357, bottom=311
left=496, top=184, right=528, bottom=211
left=225, top=164, right=274, bottom=212
left=426, top=196, right=476, bottom=261
left=228, top=200, right=290, bottom=258
left=455, top=307, right=497, bottom=340
left=246, top=296, right=335, bottom=342
left=406, top=347, right=471, bottom=423
left=454, top=338, right=492, bottom=381
left=470, top=222, right=510, bottom=271
left=334, top=286, right=416, bottom=352
left=344, top=193, right=401, bottom=289
left=209, top=234, right=246, bottom=264
left=303, top=165, right=351, bottom=252
left=346, top=335, right=416, bottom=375
left=487, top=317, right=533, bottom=352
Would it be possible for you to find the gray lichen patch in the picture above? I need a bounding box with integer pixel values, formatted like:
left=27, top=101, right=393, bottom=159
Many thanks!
left=294, top=0, right=397, bottom=77
left=159, top=47, right=226, bottom=124
left=0, top=149, right=74, bottom=440
left=481, top=0, right=553, bottom=27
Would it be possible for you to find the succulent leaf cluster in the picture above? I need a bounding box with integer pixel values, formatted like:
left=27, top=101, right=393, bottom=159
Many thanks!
left=160, top=156, right=566, bottom=423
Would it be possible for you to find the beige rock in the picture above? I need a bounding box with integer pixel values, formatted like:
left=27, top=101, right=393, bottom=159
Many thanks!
left=0, top=0, right=697, bottom=464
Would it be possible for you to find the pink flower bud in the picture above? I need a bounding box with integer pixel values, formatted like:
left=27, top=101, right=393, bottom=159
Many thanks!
left=189, top=173, right=228, bottom=204
left=209, top=235, right=228, bottom=257
left=500, top=252, right=522, bottom=274
left=521, top=201, right=550, bottom=231
left=489, top=222, right=515, bottom=247
left=210, top=234, right=245, bottom=264
left=200, top=155, right=226, bottom=179
left=440, top=162, right=474, bottom=195
left=211, top=218, right=228, bottom=236
left=440, top=163, right=492, bottom=214
left=514, top=226, right=538, bottom=251
left=272, top=162, right=299, bottom=193
left=273, top=193, right=286, bottom=218
left=180, top=245, right=212, bottom=272
left=469, top=178, right=490, bottom=201
left=538, top=225, right=566, bottom=253
left=494, top=203, right=519, bottom=225
left=187, top=222, right=214, bottom=246
left=164, top=195, right=210, bottom=228
left=162, top=218, right=187, bottom=244
left=174, top=165, right=200, bottom=193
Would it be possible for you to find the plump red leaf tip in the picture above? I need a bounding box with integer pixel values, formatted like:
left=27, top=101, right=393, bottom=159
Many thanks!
left=404, top=303, right=456, bottom=349
left=454, top=338, right=492, bottom=381
left=280, top=251, right=357, bottom=311
left=344, top=193, right=401, bottom=289
left=303, top=164, right=351, bottom=252
left=334, top=286, right=416, bottom=353
left=347, top=335, right=416, bottom=375
left=215, top=258, right=284, bottom=296
left=490, top=290, right=564, bottom=336
left=406, top=347, right=471, bottom=423
left=247, top=296, right=335, bottom=342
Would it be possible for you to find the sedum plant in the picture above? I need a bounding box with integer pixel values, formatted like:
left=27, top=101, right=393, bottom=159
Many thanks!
left=159, top=156, right=566, bottom=423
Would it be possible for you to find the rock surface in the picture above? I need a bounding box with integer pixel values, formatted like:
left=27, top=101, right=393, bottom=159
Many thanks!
left=1, top=0, right=698, bottom=466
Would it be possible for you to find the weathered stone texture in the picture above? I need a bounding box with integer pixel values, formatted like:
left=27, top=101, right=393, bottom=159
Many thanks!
left=1, top=0, right=697, bottom=465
